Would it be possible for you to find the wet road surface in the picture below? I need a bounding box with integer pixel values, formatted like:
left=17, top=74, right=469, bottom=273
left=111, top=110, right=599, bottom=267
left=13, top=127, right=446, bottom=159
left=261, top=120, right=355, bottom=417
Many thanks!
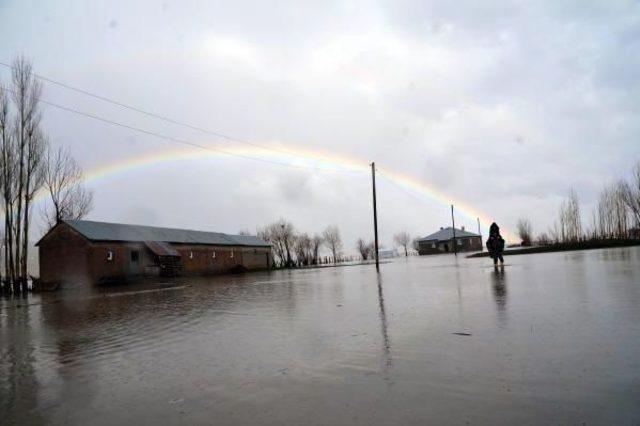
left=1, top=247, right=639, bottom=425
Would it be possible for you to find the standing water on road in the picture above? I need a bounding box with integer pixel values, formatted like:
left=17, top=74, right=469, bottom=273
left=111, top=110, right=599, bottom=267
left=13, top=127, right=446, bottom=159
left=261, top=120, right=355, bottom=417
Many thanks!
left=2, top=247, right=640, bottom=425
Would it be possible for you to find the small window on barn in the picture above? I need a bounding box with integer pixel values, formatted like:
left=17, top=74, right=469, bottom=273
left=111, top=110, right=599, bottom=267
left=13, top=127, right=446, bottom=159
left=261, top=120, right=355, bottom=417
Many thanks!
left=131, top=251, right=139, bottom=262
left=189, top=251, right=194, bottom=259
left=230, top=251, right=234, bottom=258
left=457, top=239, right=463, bottom=246
left=212, top=251, right=216, bottom=259
left=431, top=242, right=436, bottom=248
left=107, top=251, right=114, bottom=261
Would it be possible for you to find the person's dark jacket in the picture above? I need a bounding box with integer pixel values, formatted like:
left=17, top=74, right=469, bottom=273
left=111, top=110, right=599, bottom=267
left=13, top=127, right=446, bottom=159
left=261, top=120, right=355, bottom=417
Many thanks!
left=486, top=222, right=505, bottom=255
left=486, top=234, right=505, bottom=255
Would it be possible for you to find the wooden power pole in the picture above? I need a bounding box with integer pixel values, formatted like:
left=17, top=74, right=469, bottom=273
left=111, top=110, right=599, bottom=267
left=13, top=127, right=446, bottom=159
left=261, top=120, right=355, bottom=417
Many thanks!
left=371, top=162, right=380, bottom=271
left=451, top=204, right=457, bottom=256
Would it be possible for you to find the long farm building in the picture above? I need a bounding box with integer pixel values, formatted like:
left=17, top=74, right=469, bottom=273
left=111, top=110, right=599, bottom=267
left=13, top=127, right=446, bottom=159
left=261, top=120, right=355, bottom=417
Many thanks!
left=37, top=220, right=272, bottom=287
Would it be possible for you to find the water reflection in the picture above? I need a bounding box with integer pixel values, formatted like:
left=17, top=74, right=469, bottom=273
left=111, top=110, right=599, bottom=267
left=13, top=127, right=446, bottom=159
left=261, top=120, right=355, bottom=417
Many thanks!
left=0, top=293, right=45, bottom=426
left=454, top=259, right=463, bottom=309
left=2, top=250, right=640, bottom=425
left=376, top=274, right=392, bottom=370
left=598, top=247, right=632, bottom=262
left=491, top=267, right=508, bottom=326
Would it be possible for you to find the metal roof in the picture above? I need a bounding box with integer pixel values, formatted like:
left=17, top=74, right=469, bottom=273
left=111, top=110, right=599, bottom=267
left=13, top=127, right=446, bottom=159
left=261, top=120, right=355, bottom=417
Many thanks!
left=60, top=220, right=270, bottom=247
left=418, top=227, right=480, bottom=242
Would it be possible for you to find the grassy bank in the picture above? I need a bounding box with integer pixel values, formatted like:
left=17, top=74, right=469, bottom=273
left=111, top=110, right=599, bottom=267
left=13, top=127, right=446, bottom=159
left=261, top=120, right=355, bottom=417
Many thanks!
left=466, top=239, right=640, bottom=258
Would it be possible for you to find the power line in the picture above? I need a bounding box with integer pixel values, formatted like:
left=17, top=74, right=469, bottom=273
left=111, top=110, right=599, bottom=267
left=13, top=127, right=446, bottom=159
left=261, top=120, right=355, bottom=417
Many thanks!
left=28, top=94, right=364, bottom=173
left=0, top=61, right=305, bottom=158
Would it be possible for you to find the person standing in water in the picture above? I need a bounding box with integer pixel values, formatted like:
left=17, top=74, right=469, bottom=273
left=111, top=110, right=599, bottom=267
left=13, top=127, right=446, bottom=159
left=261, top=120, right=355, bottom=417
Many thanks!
left=486, top=222, right=505, bottom=266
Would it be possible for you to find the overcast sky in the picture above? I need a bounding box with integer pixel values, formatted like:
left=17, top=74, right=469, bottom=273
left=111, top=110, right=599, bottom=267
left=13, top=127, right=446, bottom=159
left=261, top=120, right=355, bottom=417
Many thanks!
left=1, top=0, right=638, bottom=250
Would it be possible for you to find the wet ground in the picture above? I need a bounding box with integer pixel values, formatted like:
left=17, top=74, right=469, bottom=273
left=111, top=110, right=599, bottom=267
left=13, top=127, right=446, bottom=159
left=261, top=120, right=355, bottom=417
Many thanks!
left=2, top=247, right=639, bottom=425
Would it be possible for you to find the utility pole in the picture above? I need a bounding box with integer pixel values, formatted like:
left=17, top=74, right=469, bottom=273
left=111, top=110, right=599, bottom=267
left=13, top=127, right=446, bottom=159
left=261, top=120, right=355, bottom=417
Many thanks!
left=451, top=204, right=457, bottom=256
left=371, top=162, right=380, bottom=271
left=477, top=217, right=482, bottom=251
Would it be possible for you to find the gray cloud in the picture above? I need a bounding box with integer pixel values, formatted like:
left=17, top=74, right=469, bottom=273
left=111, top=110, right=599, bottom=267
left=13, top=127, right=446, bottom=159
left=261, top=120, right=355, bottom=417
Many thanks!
left=0, top=0, right=638, bottom=247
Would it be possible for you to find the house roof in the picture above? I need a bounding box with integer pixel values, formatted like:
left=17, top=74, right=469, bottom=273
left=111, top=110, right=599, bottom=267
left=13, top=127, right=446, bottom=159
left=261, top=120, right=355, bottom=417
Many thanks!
left=418, top=227, right=480, bottom=242
left=40, top=220, right=270, bottom=247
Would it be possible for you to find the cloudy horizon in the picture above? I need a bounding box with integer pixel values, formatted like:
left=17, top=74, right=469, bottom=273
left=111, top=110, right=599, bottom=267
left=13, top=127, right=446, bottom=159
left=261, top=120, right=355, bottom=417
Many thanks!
left=1, top=0, right=638, bottom=250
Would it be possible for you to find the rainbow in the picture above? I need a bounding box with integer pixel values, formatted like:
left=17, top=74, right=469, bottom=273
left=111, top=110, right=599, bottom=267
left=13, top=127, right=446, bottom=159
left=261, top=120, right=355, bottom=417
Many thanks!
left=34, top=144, right=518, bottom=241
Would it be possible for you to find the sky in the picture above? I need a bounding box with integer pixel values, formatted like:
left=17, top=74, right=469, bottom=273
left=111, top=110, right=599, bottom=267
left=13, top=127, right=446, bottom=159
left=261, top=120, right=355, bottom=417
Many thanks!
left=0, top=0, right=638, bottom=251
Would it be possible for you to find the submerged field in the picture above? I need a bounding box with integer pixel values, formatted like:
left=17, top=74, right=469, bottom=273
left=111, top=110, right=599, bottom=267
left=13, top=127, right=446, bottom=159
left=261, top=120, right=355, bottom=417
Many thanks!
left=2, top=247, right=639, bottom=425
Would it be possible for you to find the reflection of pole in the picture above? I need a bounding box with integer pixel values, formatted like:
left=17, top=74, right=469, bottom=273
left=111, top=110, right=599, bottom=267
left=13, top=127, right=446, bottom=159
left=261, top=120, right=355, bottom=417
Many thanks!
left=451, top=204, right=457, bottom=256
left=376, top=274, right=392, bottom=368
left=371, top=162, right=380, bottom=271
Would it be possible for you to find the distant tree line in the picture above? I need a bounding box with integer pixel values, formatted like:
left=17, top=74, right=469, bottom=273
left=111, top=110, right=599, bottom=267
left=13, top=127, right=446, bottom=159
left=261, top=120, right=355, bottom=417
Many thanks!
left=0, top=56, right=92, bottom=293
left=518, top=161, right=640, bottom=246
left=354, top=231, right=414, bottom=261
left=257, top=219, right=344, bottom=268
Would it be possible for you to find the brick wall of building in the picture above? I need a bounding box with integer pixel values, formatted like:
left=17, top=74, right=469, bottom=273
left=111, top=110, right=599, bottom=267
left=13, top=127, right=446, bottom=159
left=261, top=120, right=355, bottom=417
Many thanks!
left=38, top=225, right=91, bottom=287
left=418, top=236, right=483, bottom=255
left=38, top=223, right=273, bottom=286
left=175, top=245, right=241, bottom=274
left=87, top=242, right=155, bottom=282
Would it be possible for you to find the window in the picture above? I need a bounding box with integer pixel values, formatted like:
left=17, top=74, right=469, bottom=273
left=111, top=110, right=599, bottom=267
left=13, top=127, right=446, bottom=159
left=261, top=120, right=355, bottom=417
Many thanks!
left=230, top=251, right=234, bottom=258
left=131, top=251, right=139, bottom=262
left=189, top=251, right=194, bottom=259
left=212, top=251, right=216, bottom=259
left=431, top=243, right=436, bottom=248
left=457, top=239, right=463, bottom=246
left=107, top=251, right=114, bottom=261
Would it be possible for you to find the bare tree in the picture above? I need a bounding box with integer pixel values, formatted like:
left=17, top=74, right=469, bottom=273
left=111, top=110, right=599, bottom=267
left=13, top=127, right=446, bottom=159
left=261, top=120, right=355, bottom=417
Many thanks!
left=43, top=146, right=93, bottom=229
left=279, top=220, right=296, bottom=267
left=0, top=56, right=49, bottom=291
left=311, top=234, right=323, bottom=265
left=257, top=226, right=278, bottom=265
left=393, top=231, right=411, bottom=256
left=23, top=126, right=47, bottom=280
left=258, top=219, right=296, bottom=267
left=294, top=233, right=314, bottom=266
left=367, top=241, right=376, bottom=258
left=596, top=184, right=612, bottom=239
left=620, top=161, right=640, bottom=228
left=594, top=182, right=629, bottom=239
left=516, top=218, right=533, bottom=246
left=356, top=238, right=369, bottom=260
left=0, top=83, right=15, bottom=286
left=322, top=225, right=342, bottom=263
left=612, top=181, right=630, bottom=238
left=0, top=56, right=92, bottom=292
left=559, top=189, right=582, bottom=242
left=12, top=57, right=43, bottom=288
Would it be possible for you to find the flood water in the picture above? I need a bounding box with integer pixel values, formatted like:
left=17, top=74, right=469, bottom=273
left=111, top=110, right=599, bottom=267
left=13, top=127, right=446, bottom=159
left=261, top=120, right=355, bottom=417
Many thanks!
left=2, top=247, right=640, bottom=425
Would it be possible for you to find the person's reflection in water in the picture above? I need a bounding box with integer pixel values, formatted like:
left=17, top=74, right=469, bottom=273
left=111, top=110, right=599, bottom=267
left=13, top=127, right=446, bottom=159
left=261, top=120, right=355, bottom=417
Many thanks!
left=491, top=266, right=508, bottom=327
left=376, top=274, right=392, bottom=372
